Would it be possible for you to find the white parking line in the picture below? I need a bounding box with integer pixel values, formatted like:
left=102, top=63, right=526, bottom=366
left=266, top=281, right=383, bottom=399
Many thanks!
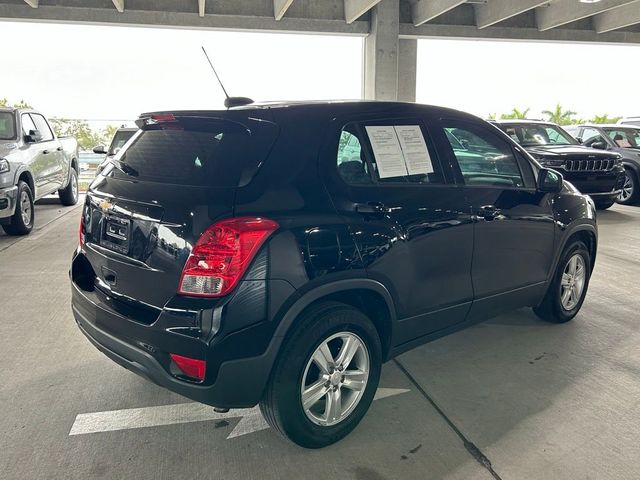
left=69, top=388, right=410, bottom=439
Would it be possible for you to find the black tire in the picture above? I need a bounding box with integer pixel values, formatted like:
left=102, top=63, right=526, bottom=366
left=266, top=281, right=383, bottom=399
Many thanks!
left=533, top=240, right=592, bottom=323
left=58, top=168, right=78, bottom=206
left=616, top=168, right=639, bottom=205
left=260, top=301, right=382, bottom=448
left=2, top=180, right=34, bottom=236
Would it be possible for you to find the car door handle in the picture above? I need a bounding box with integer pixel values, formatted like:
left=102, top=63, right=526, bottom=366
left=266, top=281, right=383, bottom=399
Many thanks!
left=56, top=147, right=63, bottom=152
left=477, top=205, right=500, bottom=221
left=355, top=202, right=389, bottom=215
left=42, top=150, right=50, bottom=155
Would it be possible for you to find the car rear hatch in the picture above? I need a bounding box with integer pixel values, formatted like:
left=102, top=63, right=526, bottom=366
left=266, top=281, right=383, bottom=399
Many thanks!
left=78, top=111, right=278, bottom=317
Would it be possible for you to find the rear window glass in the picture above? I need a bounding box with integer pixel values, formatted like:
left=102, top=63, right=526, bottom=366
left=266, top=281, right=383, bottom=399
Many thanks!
left=0, top=112, right=16, bottom=140
left=111, top=117, right=277, bottom=186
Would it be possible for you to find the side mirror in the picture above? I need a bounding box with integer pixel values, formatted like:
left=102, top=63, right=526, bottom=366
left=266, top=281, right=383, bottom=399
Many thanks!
left=538, top=168, right=563, bottom=193
left=591, top=141, right=607, bottom=150
left=93, top=145, right=107, bottom=154
left=24, top=129, right=42, bottom=143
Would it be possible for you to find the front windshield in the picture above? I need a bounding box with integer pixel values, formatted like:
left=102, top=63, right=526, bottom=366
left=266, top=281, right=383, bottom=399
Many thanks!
left=108, top=130, right=137, bottom=155
left=603, top=128, right=640, bottom=149
left=500, top=124, right=577, bottom=147
left=0, top=112, right=16, bottom=140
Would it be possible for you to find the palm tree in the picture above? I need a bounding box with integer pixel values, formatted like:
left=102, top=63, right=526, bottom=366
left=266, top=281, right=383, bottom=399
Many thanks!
left=542, top=103, right=576, bottom=125
left=589, top=114, right=621, bottom=124
left=500, top=107, right=530, bottom=120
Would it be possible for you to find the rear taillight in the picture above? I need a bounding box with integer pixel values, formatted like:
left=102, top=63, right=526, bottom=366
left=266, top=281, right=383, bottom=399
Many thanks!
left=178, top=217, right=278, bottom=297
left=170, top=354, right=206, bottom=382
left=79, top=215, right=84, bottom=247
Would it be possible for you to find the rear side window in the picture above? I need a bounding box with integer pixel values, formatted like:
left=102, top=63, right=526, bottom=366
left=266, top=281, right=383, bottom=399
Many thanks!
left=112, top=117, right=277, bottom=187
left=337, top=127, right=371, bottom=184
left=336, top=120, right=444, bottom=185
left=443, top=122, right=525, bottom=188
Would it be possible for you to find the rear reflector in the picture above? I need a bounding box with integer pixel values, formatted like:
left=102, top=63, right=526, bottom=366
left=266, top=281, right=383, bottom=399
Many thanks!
left=178, top=217, right=278, bottom=297
left=170, top=354, right=206, bottom=382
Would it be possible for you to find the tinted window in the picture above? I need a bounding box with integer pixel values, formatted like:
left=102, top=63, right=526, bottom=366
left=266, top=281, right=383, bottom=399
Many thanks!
left=21, top=114, right=37, bottom=137
left=31, top=114, right=54, bottom=141
left=336, top=127, right=371, bottom=184
left=113, top=118, right=277, bottom=186
left=443, top=123, right=525, bottom=188
left=581, top=127, right=606, bottom=148
left=603, top=128, right=640, bottom=149
left=336, top=121, right=444, bottom=185
left=0, top=112, right=16, bottom=140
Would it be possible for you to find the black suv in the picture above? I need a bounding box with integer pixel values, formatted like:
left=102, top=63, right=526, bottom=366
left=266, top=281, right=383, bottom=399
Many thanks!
left=71, top=101, right=597, bottom=448
left=493, top=120, right=624, bottom=209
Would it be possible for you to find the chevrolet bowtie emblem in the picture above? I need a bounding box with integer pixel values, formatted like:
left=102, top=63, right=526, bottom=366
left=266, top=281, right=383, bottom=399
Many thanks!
left=99, top=199, right=113, bottom=212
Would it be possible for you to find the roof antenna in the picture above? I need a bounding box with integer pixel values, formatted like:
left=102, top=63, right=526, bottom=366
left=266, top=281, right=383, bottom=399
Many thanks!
left=201, top=46, right=254, bottom=109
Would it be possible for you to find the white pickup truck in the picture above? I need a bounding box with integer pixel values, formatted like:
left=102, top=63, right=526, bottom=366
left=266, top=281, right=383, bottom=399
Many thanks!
left=0, top=108, right=79, bottom=235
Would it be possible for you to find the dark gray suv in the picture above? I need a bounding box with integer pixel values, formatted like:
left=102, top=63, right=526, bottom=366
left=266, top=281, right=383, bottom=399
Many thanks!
left=565, top=124, right=640, bottom=205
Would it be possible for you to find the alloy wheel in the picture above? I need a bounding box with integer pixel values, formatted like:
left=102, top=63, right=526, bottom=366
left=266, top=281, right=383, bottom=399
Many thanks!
left=20, top=190, right=32, bottom=226
left=301, top=332, right=370, bottom=427
left=618, top=172, right=633, bottom=202
left=71, top=173, right=78, bottom=201
left=560, top=253, right=586, bottom=311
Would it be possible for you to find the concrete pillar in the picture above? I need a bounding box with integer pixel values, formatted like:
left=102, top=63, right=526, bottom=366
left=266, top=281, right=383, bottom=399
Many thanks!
left=397, top=38, right=417, bottom=102
left=362, top=0, right=399, bottom=100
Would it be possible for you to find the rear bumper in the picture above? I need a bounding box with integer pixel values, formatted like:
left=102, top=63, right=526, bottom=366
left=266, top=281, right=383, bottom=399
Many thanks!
left=0, top=185, right=18, bottom=219
left=70, top=264, right=284, bottom=409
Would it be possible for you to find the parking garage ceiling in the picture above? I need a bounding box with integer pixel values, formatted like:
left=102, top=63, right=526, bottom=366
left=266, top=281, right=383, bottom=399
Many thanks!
left=1, top=0, right=639, bottom=44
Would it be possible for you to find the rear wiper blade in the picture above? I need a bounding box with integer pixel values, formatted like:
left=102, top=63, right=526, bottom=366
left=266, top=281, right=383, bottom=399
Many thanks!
left=113, top=159, right=139, bottom=177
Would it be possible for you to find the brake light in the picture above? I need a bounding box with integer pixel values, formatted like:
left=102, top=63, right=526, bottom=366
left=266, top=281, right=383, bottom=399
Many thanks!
left=170, top=354, right=206, bottom=382
left=178, top=217, right=279, bottom=297
left=150, top=114, right=176, bottom=123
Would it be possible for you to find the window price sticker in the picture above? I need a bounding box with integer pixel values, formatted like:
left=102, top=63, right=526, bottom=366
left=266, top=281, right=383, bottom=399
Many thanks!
left=365, top=125, right=433, bottom=178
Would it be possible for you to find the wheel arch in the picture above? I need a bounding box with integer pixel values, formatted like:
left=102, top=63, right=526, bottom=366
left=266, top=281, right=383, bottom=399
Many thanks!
left=557, top=223, right=598, bottom=274
left=17, top=169, right=35, bottom=196
left=621, top=159, right=640, bottom=178
left=273, top=279, right=397, bottom=362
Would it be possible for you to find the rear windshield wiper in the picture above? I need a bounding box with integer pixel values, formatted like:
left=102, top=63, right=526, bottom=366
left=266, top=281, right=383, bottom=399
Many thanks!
left=113, top=159, right=139, bottom=177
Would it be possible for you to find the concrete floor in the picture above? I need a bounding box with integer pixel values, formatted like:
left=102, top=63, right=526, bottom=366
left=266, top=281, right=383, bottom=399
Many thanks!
left=0, top=200, right=638, bottom=480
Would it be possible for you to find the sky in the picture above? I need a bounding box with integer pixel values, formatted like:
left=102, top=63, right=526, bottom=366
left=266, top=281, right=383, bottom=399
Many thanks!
left=1, top=20, right=640, bottom=124
left=416, top=38, right=640, bottom=120
left=0, top=21, right=363, bottom=124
